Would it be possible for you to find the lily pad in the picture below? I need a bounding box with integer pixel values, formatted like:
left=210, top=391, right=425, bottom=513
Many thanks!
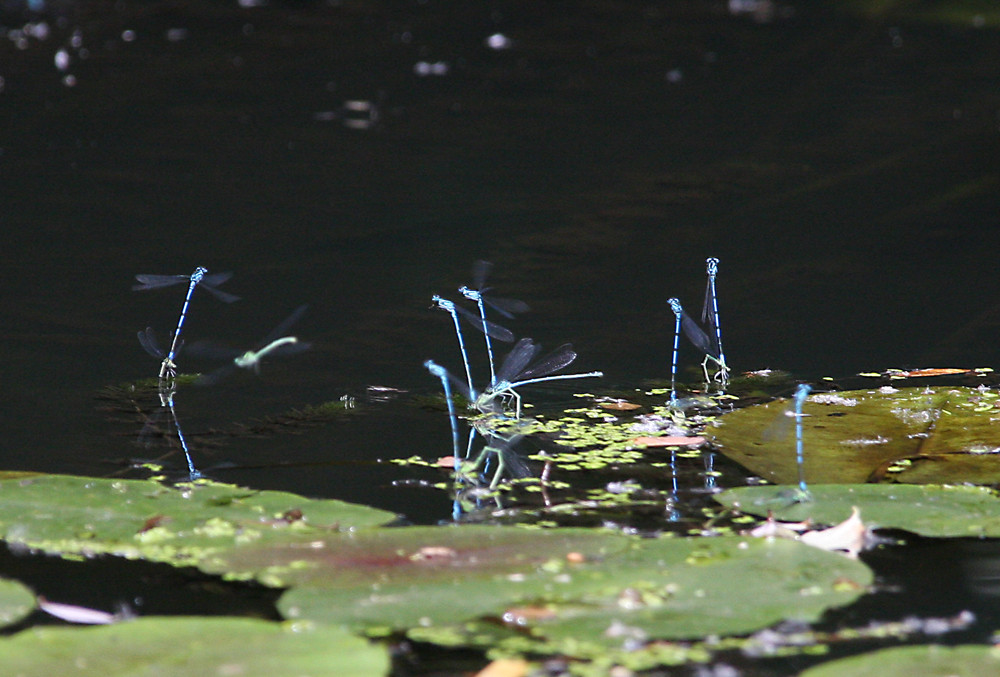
left=707, top=387, right=1000, bottom=486
left=500, top=535, right=872, bottom=646
left=0, top=576, right=35, bottom=628
left=244, top=526, right=631, bottom=625
left=241, top=529, right=873, bottom=643
left=0, top=474, right=395, bottom=568
left=717, top=484, right=1000, bottom=537
left=800, top=644, right=1000, bottom=677
left=0, top=616, right=388, bottom=676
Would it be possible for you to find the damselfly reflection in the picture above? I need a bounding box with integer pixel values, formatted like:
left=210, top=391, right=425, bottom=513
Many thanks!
left=136, top=386, right=200, bottom=481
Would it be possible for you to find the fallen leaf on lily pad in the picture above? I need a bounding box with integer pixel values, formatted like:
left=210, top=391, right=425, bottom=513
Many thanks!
left=747, top=508, right=866, bottom=558
left=799, top=507, right=866, bottom=558
left=747, top=516, right=812, bottom=539
left=718, top=484, right=1000, bottom=538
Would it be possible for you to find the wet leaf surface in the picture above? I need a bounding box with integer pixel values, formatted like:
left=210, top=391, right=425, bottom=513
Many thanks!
left=717, top=484, right=1000, bottom=537
left=0, top=576, right=35, bottom=628
left=0, top=616, right=388, bottom=676
left=264, top=531, right=871, bottom=643
left=707, top=387, right=1000, bottom=486
left=0, top=475, right=395, bottom=568
left=799, top=644, right=1000, bottom=677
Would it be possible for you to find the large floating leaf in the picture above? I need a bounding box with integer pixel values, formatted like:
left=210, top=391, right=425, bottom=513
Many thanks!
left=707, top=387, right=1000, bottom=486
left=717, top=484, right=1000, bottom=537
left=800, top=644, right=1000, bottom=677
left=0, top=576, right=35, bottom=628
left=0, top=474, right=395, bottom=568
left=248, top=529, right=872, bottom=643
left=238, top=527, right=630, bottom=624
left=0, top=617, right=388, bottom=676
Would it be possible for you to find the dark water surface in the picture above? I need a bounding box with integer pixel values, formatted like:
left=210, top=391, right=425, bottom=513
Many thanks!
left=2, top=0, right=1000, bottom=670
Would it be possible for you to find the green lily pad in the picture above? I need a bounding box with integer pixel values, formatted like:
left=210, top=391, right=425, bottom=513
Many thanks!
left=502, top=535, right=872, bottom=646
left=800, top=644, right=1000, bottom=677
left=240, top=526, right=631, bottom=624
left=246, top=529, right=871, bottom=643
left=717, top=484, right=1000, bottom=537
left=0, top=576, right=35, bottom=628
left=707, top=387, right=1000, bottom=486
left=0, top=617, right=388, bottom=676
left=0, top=474, right=395, bottom=568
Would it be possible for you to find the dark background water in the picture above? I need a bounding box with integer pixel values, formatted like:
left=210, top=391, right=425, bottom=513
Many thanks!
left=3, top=1, right=1000, bottom=672
left=2, top=0, right=999, bottom=517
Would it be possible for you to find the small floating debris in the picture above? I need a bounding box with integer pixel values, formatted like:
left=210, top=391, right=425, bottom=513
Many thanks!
left=38, top=597, right=118, bottom=625
left=413, top=61, right=449, bottom=77
left=484, top=33, right=512, bottom=50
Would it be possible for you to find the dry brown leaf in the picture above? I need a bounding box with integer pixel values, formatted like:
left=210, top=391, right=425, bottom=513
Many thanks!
left=475, top=658, right=530, bottom=677
left=747, top=514, right=812, bottom=538
left=598, top=400, right=642, bottom=411
left=898, top=368, right=970, bottom=377
left=631, top=435, right=706, bottom=447
left=800, top=506, right=866, bottom=558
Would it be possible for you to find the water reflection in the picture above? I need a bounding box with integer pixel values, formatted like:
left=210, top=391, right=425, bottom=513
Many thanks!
left=135, top=386, right=201, bottom=481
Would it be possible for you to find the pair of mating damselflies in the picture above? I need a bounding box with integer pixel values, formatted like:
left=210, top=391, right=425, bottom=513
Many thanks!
left=134, top=267, right=310, bottom=384
left=430, top=262, right=602, bottom=418
left=428, top=335, right=603, bottom=421
left=667, top=257, right=729, bottom=402
left=134, top=267, right=239, bottom=380
left=432, top=260, right=528, bottom=397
